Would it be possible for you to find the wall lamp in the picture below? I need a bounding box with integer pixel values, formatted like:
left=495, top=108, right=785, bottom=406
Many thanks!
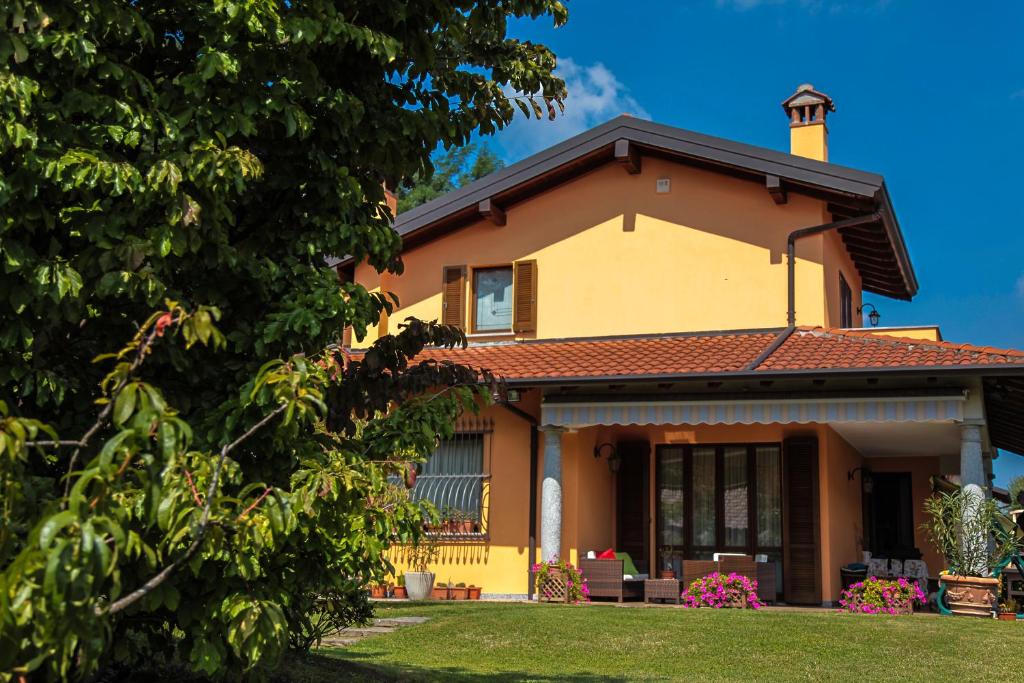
left=847, top=466, right=874, bottom=494
left=594, top=442, right=621, bottom=473
left=857, top=303, right=881, bottom=327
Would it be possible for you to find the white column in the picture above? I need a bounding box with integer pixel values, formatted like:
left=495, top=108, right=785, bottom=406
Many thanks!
left=959, top=424, right=987, bottom=576
left=540, top=426, right=565, bottom=563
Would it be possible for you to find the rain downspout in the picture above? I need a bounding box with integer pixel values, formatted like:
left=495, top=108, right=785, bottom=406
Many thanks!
left=787, top=212, right=881, bottom=327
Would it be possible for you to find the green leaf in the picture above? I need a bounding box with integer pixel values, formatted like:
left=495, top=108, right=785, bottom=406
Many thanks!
left=113, top=383, right=138, bottom=426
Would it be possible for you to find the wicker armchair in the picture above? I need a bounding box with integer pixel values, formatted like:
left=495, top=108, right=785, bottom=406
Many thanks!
left=579, top=559, right=644, bottom=602
left=681, top=560, right=718, bottom=591
left=719, top=555, right=757, bottom=581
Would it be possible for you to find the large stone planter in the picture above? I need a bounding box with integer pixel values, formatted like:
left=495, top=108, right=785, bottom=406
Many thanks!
left=941, top=575, right=998, bottom=617
left=404, top=571, right=435, bottom=601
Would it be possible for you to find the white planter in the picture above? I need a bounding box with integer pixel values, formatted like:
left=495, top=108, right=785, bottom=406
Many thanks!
left=405, top=571, right=435, bottom=601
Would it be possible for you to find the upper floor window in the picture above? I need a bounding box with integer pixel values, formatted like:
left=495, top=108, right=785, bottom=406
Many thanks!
left=441, top=261, right=537, bottom=334
left=473, top=266, right=513, bottom=332
left=839, top=273, right=852, bottom=328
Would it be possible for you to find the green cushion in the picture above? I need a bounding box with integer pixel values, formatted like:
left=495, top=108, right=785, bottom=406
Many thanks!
left=616, top=552, right=640, bottom=576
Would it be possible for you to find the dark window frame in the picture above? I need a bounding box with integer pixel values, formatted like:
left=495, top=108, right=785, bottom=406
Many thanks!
left=655, top=443, right=783, bottom=563
left=839, top=273, right=853, bottom=328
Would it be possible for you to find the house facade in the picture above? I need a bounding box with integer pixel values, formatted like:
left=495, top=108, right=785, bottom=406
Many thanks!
left=344, top=85, right=1024, bottom=605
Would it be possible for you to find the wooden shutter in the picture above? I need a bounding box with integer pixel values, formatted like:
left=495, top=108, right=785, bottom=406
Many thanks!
left=512, top=259, right=537, bottom=333
left=441, top=266, right=466, bottom=329
left=783, top=436, right=821, bottom=605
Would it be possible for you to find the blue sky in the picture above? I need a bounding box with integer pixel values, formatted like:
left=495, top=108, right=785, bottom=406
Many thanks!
left=488, top=1, right=1024, bottom=486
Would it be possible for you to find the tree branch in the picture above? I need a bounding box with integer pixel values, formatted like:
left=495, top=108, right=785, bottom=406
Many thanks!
left=102, top=402, right=288, bottom=616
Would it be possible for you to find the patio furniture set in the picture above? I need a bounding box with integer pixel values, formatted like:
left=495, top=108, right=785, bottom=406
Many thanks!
left=576, top=554, right=776, bottom=605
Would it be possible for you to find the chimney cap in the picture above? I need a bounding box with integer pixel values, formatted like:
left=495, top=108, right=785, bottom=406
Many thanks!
left=782, top=83, right=836, bottom=115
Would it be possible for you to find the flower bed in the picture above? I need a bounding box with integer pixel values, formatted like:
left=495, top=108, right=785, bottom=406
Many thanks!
left=838, top=576, right=926, bottom=615
left=682, top=572, right=762, bottom=609
left=532, top=557, right=590, bottom=604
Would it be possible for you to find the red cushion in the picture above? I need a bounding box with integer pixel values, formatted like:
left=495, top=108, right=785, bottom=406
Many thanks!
left=597, top=548, right=616, bottom=560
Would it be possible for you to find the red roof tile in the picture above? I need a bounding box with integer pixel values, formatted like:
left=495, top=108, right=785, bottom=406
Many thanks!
left=760, top=327, right=1024, bottom=372
left=407, top=332, right=777, bottom=380
left=357, top=327, right=1024, bottom=382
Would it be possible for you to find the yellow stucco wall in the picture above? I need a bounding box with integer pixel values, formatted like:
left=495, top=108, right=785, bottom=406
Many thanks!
left=387, top=395, right=538, bottom=596
left=354, top=157, right=852, bottom=347
left=790, top=123, right=828, bottom=162
left=820, top=427, right=865, bottom=601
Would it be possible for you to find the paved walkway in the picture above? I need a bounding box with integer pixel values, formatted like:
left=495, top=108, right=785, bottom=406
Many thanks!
left=318, top=616, right=429, bottom=648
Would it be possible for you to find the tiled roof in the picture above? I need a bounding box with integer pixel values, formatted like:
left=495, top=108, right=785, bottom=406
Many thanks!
left=760, top=327, right=1024, bottom=372
left=384, top=327, right=1024, bottom=381
left=409, top=331, right=777, bottom=380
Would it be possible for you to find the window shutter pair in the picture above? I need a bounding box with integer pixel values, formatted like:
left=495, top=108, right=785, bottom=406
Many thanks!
left=441, top=260, right=537, bottom=333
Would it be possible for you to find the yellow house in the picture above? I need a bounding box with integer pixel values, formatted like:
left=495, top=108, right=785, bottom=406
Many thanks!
left=341, top=84, right=1024, bottom=605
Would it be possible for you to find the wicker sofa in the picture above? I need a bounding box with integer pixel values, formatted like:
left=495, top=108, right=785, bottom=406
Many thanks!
left=579, top=559, right=645, bottom=602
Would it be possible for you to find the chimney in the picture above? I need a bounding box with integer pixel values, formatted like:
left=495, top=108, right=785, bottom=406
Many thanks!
left=781, top=84, right=835, bottom=162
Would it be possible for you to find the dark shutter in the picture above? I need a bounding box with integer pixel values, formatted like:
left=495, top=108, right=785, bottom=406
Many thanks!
left=512, top=259, right=537, bottom=333
left=441, top=266, right=466, bottom=329
left=783, top=436, right=821, bottom=605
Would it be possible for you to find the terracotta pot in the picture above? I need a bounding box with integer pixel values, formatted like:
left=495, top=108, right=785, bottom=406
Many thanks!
left=449, top=586, right=468, bottom=600
left=393, top=586, right=407, bottom=599
left=431, top=586, right=449, bottom=600
left=369, top=585, right=386, bottom=599
left=456, top=520, right=474, bottom=535
left=659, top=570, right=676, bottom=580
left=940, top=575, right=999, bottom=617
left=997, top=612, right=1017, bottom=622
left=467, top=586, right=482, bottom=600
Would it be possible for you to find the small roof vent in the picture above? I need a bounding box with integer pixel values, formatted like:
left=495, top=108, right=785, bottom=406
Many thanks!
left=782, top=84, right=835, bottom=126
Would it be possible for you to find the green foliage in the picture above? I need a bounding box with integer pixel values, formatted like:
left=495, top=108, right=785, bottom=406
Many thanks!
left=1008, top=475, right=1024, bottom=508
left=0, top=0, right=567, bottom=679
left=396, top=143, right=505, bottom=213
left=922, top=488, right=1024, bottom=576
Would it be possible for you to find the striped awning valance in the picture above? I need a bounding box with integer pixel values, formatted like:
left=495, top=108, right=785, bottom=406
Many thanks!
left=540, top=394, right=966, bottom=429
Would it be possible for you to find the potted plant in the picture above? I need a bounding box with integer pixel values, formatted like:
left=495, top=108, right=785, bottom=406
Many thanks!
left=431, top=583, right=450, bottom=600
left=837, top=576, right=926, bottom=615
left=449, top=581, right=468, bottom=600
left=923, top=487, right=1024, bottom=618
left=393, top=574, right=407, bottom=599
left=369, top=583, right=387, bottom=599
left=997, top=598, right=1018, bottom=622
left=463, top=510, right=480, bottom=535
left=404, top=536, right=438, bottom=601
left=467, top=584, right=482, bottom=600
left=659, top=546, right=676, bottom=580
left=532, top=557, right=589, bottom=604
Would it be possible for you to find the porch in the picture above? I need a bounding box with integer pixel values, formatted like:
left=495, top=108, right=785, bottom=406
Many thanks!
left=537, top=391, right=986, bottom=605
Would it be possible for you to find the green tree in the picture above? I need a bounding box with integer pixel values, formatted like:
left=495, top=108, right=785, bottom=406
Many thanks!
left=0, top=1, right=566, bottom=678
left=1009, top=475, right=1024, bottom=508
left=397, top=143, right=505, bottom=213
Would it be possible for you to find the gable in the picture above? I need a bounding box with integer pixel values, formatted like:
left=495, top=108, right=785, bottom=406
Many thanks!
left=386, top=116, right=916, bottom=300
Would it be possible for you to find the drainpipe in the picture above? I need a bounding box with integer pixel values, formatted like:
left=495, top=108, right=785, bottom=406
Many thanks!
left=786, top=213, right=881, bottom=327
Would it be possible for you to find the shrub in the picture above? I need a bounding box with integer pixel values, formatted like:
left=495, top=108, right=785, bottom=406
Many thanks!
left=682, top=572, right=762, bottom=609
left=838, top=576, right=926, bottom=615
left=532, top=557, right=590, bottom=604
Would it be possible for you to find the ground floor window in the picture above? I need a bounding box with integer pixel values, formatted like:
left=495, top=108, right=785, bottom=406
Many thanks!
left=405, top=428, right=490, bottom=536
left=656, top=444, right=782, bottom=591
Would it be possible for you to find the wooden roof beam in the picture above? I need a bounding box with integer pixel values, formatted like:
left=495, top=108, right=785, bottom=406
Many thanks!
left=614, top=139, right=641, bottom=174
left=766, top=175, right=787, bottom=204
left=478, top=198, right=506, bottom=226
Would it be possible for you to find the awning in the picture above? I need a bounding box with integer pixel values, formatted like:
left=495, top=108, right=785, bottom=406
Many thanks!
left=541, top=392, right=967, bottom=429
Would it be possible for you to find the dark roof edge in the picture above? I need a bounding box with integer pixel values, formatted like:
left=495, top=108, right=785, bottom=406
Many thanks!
left=503, top=364, right=1024, bottom=387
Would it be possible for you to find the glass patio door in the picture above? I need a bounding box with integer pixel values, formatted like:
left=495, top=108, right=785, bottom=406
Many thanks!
left=655, top=444, right=782, bottom=586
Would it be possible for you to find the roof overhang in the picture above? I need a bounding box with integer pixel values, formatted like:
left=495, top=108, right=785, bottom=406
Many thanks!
left=375, top=115, right=918, bottom=300
left=983, top=376, right=1024, bottom=456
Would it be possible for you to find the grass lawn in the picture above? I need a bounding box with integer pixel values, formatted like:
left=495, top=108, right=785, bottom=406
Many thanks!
left=291, top=601, right=1024, bottom=682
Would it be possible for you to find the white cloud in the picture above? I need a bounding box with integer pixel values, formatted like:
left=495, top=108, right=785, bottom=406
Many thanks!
left=495, top=58, right=649, bottom=161
left=715, top=0, right=891, bottom=11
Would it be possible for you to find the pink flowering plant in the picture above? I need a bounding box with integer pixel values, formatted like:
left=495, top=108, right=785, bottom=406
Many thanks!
left=532, top=556, right=590, bottom=604
left=682, top=572, right=762, bottom=609
left=838, top=576, right=926, bottom=615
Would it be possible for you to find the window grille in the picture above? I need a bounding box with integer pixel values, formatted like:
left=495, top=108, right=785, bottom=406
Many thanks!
left=408, top=417, right=492, bottom=538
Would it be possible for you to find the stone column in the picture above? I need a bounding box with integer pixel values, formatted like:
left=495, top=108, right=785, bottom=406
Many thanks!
left=959, top=424, right=987, bottom=576
left=540, top=426, right=565, bottom=563
left=960, top=424, right=984, bottom=489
